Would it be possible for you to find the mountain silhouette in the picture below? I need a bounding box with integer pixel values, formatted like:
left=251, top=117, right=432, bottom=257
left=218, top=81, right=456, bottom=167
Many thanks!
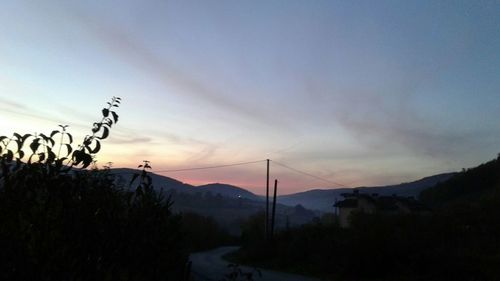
left=194, top=183, right=262, bottom=201
left=277, top=173, right=455, bottom=212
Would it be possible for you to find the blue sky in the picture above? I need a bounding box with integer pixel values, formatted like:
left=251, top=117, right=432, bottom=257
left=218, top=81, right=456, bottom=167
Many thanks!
left=1, top=0, right=499, bottom=194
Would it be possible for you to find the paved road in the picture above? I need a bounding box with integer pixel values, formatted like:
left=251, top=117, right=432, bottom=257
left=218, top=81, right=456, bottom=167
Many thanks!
left=189, top=246, right=323, bottom=281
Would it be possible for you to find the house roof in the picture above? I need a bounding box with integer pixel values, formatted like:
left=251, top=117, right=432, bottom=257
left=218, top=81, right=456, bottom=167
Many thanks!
left=335, top=191, right=429, bottom=212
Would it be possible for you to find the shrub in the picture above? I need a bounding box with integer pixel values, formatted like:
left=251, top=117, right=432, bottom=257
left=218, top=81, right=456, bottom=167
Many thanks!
left=0, top=98, right=188, bottom=280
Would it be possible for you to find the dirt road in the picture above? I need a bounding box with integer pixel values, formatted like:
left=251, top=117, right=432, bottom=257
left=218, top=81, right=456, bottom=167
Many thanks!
left=189, top=246, right=323, bottom=281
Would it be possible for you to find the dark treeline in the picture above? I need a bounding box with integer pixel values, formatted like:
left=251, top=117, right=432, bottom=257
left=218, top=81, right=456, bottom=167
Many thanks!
left=0, top=167, right=188, bottom=280
left=0, top=98, right=234, bottom=280
left=0, top=155, right=235, bottom=281
left=234, top=156, right=500, bottom=281
left=420, top=155, right=500, bottom=207
left=166, top=189, right=317, bottom=235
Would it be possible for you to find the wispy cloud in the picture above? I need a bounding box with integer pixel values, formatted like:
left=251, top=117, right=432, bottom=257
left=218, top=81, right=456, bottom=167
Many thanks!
left=63, top=7, right=292, bottom=131
left=326, top=89, right=479, bottom=158
left=0, top=96, right=66, bottom=126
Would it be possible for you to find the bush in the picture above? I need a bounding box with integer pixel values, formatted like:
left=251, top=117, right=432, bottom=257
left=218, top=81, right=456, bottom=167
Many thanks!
left=237, top=210, right=500, bottom=281
left=0, top=98, right=189, bottom=280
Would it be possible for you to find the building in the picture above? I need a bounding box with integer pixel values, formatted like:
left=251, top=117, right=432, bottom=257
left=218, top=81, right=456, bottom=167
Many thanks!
left=334, top=189, right=428, bottom=228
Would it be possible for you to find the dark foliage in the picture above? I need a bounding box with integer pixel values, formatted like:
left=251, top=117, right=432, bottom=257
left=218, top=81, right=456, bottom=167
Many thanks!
left=235, top=156, right=500, bottom=281
left=236, top=210, right=500, bottom=281
left=420, top=156, right=500, bottom=207
left=0, top=98, right=189, bottom=280
left=180, top=212, right=236, bottom=252
left=0, top=168, right=188, bottom=280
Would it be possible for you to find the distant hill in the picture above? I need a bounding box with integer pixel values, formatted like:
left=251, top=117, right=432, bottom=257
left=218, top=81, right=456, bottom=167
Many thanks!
left=112, top=169, right=261, bottom=200
left=277, top=173, right=455, bottom=212
left=110, top=168, right=316, bottom=234
left=358, top=173, right=456, bottom=197
left=112, top=168, right=194, bottom=192
left=110, top=167, right=462, bottom=227
left=277, top=188, right=350, bottom=213
left=193, top=183, right=262, bottom=201
left=420, top=157, right=500, bottom=207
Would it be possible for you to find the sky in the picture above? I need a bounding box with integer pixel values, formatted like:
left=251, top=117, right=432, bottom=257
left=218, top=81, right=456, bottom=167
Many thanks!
left=0, top=0, right=499, bottom=194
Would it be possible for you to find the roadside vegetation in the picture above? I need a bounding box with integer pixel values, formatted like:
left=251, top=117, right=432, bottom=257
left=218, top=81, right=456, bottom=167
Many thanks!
left=233, top=157, right=500, bottom=281
left=3, top=98, right=498, bottom=281
left=0, top=98, right=233, bottom=281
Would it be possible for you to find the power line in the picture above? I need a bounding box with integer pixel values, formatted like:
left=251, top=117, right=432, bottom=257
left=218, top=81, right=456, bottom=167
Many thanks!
left=152, top=159, right=267, bottom=173
left=109, top=159, right=350, bottom=188
left=271, top=160, right=350, bottom=188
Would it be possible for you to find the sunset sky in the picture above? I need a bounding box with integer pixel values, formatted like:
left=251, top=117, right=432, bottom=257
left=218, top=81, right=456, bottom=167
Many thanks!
left=1, top=1, right=499, bottom=194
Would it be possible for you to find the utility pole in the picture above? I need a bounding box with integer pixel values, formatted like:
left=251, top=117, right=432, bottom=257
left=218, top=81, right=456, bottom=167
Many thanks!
left=270, top=179, right=278, bottom=241
left=265, top=159, right=270, bottom=241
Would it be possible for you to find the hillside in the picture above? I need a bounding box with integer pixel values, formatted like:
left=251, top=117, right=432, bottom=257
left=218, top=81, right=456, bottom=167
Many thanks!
left=277, top=173, right=455, bottom=212
left=194, top=183, right=262, bottom=201
left=112, top=169, right=261, bottom=200
left=111, top=169, right=316, bottom=234
left=112, top=168, right=194, bottom=192
left=112, top=168, right=457, bottom=213
left=420, top=156, right=500, bottom=207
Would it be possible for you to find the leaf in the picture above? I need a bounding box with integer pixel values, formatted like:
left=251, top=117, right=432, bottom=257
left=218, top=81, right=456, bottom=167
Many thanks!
left=66, top=133, right=73, bottom=144
left=47, top=150, right=56, bottom=164
left=6, top=150, right=13, bottom=162
left=17, top=137, right=27, bottom=148
left=73, top=150, right=92, bottom=168
left=30, top=139, right=40, bottom=153
left=38, top=152, right=45, bottom=162
left=40, top=134, right=55, bottom=147
left=13, top=133, right=22, bottom=140
left=72, top=150, right=83, bottom=165
left=22, top=134, right=32, bottom=144
left=50, top=130, right=59, bottom=138
left=18, top=150, right=25, bottom=159
left=91, top=140, right=101, bottom=154
left=138, top=165, right=143, bottom=168
left=104, top=119, right=113, bottom=127
left=111, top=111, right=119, bottom=123
left=98, top=127, right=109, bottom=140
left=39, top=133, right=48, bottom=141
left=81, top=153, right=93, bottom=169
left=28, top=154, right=34, bottom=164
left=83, top=136, right=92, bottom=146
left=15, top=140, right=22, bottom=150
left=92, top=122, right=102, bottom=134
left=65, top=144, right=73, bottom=155
left=102, top=108, right=109, bottom=117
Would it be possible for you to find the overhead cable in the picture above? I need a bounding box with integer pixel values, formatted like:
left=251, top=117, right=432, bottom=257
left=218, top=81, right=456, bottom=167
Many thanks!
left=271, top=160, right=350, bottom=188
left=152, top=159, right=267, bottom=173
